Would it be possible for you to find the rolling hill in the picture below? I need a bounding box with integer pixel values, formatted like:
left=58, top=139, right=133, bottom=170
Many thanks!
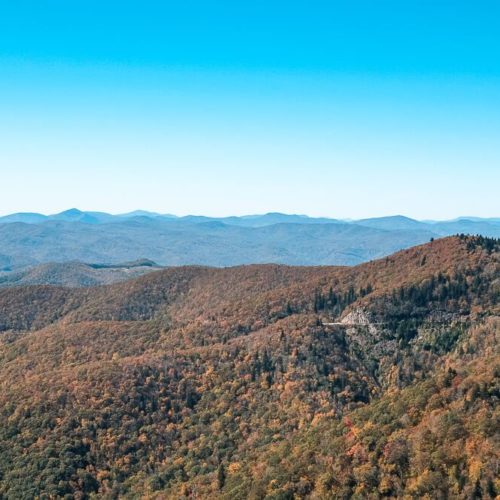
left=0, top=259, right=160, bottom=288
left=0, top=235, right=498, bottom=498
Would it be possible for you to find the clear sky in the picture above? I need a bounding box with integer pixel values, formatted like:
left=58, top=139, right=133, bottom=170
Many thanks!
left=1, top=1, right=499, bottom=219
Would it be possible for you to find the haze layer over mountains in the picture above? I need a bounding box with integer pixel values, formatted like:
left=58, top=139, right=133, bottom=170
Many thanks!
left=0, top=209, right=499, bottom=272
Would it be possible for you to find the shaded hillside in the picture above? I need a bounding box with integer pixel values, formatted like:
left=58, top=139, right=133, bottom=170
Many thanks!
left=0, top=236, right=498, bottom=499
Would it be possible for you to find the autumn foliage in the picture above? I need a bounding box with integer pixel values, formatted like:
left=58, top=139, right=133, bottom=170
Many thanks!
left=0, top=236, right=498, bottom=498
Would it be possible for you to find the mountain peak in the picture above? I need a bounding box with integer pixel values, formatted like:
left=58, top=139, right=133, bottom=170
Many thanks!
left=55, top=208, right=83, bottom=216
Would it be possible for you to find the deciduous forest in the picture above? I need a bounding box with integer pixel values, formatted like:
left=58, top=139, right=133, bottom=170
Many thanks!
left=0, top=236, right=498, bottom=499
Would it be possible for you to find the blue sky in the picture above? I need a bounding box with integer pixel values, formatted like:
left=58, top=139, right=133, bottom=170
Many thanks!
left=1, top=1, right=499, bottom=218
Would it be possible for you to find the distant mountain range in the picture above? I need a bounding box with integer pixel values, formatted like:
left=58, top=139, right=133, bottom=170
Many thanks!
left=2, top=208, right=500, bottom=228
left=0, top=209, right=498, bottom=271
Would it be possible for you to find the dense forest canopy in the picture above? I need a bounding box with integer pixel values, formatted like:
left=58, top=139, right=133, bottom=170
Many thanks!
left=0, top=235, right=498, bottom=499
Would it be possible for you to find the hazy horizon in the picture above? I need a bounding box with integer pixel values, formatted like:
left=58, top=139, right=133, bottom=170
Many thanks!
left=0, top=208, right=498, bottom=222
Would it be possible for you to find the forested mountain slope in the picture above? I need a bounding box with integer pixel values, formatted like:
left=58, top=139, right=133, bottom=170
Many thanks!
left=0, top=235, right=498, bottom=499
